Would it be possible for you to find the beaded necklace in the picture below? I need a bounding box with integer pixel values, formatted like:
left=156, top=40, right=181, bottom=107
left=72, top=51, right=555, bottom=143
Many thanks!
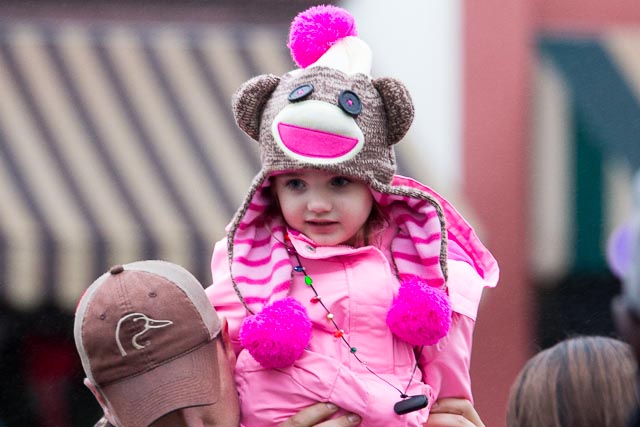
left=284, top=232, right=429, bottom=415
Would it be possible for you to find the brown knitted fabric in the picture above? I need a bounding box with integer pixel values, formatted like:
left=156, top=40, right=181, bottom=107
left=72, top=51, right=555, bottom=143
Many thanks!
left=373, top=77, right=415, bottom=146
left=232, top=74, right=280, bottom=141
left=232, top=66, right=414, bottom=186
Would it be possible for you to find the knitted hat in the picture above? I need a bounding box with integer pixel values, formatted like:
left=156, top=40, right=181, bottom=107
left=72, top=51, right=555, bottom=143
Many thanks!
left=74, top=261, right=222, bottom=427
left=228, top=5, right=451, bottom=368
left=232, top=7, right=411, bottom=188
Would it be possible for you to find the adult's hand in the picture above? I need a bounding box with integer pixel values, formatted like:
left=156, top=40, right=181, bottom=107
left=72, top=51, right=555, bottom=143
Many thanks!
left=424, top=398, right=485, bottom=427
left=279, top=403, right=361, bottom=427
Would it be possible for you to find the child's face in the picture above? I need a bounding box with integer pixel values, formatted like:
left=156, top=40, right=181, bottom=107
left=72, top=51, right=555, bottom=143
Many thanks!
left=273, top=169, right=373, bottom=246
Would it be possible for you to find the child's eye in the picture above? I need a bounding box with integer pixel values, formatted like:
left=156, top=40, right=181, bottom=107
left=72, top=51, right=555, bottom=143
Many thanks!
left=285, top=179, right=306, bottom=190
left=331, top=176, right=351, bottom=187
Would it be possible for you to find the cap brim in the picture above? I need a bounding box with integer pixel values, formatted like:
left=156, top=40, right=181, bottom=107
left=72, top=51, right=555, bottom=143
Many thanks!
left=101, top=339, right=220, bottom=427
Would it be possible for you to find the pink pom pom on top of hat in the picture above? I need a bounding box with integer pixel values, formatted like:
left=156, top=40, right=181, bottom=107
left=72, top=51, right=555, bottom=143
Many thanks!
left=288, top=5, right=358, bottom=68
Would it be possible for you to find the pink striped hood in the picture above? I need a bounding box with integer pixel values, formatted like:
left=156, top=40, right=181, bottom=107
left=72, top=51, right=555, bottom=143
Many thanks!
left=226, top=171, right=498, bottom=316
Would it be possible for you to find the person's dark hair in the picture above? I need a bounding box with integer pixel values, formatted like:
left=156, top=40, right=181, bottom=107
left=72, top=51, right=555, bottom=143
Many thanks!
left=507, top=336, right=639, bottom=427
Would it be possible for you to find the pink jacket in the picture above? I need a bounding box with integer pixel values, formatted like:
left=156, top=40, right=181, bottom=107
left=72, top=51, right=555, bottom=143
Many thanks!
left=207, top=176, right=498, bottom=427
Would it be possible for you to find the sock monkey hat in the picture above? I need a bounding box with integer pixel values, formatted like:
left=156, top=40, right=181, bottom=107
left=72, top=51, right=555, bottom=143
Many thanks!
left=227, top=5, right=452, bottom=368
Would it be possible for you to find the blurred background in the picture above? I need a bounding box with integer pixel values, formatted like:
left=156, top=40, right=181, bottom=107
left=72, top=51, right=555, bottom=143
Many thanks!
left=0, top=0, right=639, bottom=426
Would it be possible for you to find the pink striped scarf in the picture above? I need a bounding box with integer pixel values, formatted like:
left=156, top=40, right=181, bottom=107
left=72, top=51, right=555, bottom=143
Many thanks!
left=228, top=174, right=448, bottom=315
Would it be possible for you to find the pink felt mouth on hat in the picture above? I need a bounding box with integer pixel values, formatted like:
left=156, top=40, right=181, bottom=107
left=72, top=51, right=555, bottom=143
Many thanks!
left=277, top=123, right=358, bottom=159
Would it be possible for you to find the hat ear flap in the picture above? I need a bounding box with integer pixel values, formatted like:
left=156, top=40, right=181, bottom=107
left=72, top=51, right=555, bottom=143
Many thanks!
left=232, top=74, right=281, bottom=141
left=373, top=77, right=415, bottom=145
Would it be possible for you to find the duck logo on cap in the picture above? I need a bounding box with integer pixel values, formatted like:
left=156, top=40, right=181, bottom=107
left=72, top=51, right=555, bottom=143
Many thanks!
left=115, top=313, right=174, bottom=357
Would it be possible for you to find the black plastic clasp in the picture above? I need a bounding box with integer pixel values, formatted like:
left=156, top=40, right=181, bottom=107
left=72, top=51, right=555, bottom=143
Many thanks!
left=393, top=395, right=429, bottom=415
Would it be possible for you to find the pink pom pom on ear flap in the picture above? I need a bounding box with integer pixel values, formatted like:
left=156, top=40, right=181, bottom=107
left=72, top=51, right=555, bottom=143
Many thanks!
left=387, top=275, right=452, bottom=346
left=239, top=297, right=312, bottom=369
left=288, top=5, right=358, bottom=68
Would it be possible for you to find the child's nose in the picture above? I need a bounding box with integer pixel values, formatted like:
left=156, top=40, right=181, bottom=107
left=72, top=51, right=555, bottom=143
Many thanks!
left=307, top=193, right=331, bottom=212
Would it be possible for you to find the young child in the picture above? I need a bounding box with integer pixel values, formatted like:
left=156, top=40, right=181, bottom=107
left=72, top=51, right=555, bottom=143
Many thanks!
left=206, top=5, right=499, bottom=427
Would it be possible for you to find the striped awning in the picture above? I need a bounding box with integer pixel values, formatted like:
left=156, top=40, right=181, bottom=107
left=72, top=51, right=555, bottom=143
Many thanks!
left=540, top=32, right=640, bottom=168
left=0, top=20, right=428, bottom=312
left=531, top=31, right=640, bottom=279
left=0, top=21, right=295, bottom=312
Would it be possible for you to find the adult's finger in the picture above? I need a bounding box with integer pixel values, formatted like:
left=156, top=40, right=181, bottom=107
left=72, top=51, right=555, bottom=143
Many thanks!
left=278, top=403, right=361, bottom=427
left=424, top=413, right=478, bottom=427
left=427, top=398, right=485, bottom=427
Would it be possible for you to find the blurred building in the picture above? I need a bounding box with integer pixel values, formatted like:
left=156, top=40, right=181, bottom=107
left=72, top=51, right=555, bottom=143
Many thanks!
left=466, top=1, right=640, bottom=425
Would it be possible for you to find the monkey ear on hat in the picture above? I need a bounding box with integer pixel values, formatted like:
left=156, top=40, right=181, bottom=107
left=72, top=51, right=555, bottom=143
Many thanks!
left=373, top=77, right=415, bottom=145
left=232, top=74, right=281, bottom=141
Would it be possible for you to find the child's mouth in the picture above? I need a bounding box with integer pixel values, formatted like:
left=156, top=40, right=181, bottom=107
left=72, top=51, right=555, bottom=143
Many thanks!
left=307, top=221, right=337, bottom=227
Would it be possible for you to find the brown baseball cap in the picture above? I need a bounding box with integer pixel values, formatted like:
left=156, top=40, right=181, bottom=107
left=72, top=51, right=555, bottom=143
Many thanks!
left=74, top=260, right=222, bottom=427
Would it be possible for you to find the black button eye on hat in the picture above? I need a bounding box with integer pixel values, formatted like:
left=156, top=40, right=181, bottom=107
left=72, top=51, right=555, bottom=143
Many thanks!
left=288, top=83, right=314, bottom=102
left=338, top=90, right=362, bottom=117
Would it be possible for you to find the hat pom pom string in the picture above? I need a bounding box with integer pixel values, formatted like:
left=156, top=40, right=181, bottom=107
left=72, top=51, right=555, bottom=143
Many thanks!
left=288, top=5, right=358, bottom=68
left=387, top=275, right=452, bottom=346
left=240, top=297, right=312, bottom=369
